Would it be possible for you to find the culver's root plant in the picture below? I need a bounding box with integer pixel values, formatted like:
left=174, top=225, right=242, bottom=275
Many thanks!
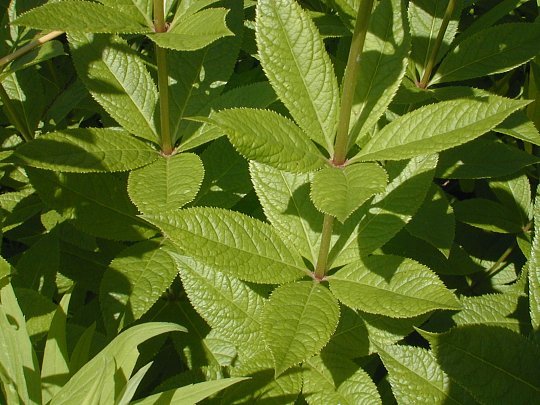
left=1, top=0, right=540, bottom=403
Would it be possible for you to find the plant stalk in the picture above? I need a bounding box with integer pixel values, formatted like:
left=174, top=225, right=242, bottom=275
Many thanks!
left=314, top=0, right=375, bottom=278
left=0, top=30, right=63, bottom=69
left=418, top=0, right=457, bottom=88
left=153, top=0, right=173, bottom=154
left=0, top=82, right=32, bottom=141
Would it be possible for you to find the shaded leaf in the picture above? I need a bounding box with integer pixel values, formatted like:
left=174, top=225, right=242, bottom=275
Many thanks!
left=453, top=198, right=524, bottom=234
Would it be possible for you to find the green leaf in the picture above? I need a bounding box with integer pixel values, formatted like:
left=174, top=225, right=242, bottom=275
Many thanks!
left=378, top=344, right=476, bottom=404
left=256, top=0, right=340, bottom=152
left=453, top=198, right=524, bottom=234
left=12, top=1, right=150, bottom=33
left=127, top=153, right=204, bottom=214
left=406, top=185, right=455, bottom=257
left=349, top=0, right=410, bottom=141
left=143, top=208, right=308, bottom=284
left=262, top=281, right=339, bottom=376
left=353, top=96, right=529, bottom=162
left=115, top=362, right=153, bottom=405
left=0, top=284, right=41, bottom=405
left=174, top=255, right=265, bottom=354
left=41, top=292, right=71, bottom=403
left=0, top=188, right=42, bottom=233
left=0, top=255, right=11, bottom=289
left=50, top=322, right=186, bottom=405
left=206, top=108, right=325, bottom=173
left=147, top=8, right=233, bottom=51
left=436, top=136, right=540, bottom=179
left=69, top=323, right=96, bottom=375
left=100, top=240, right=178, bottom=333
left=432, top=23, right=540, bottom=85
left=530, top=190, right=540, bottom=330
left=250, top=162, right=323, bottom=265
left=426, top=325, right=540, bottom=404
left=69, top=33, right=159, bottom=143
left=329, top=255, right=461, bottom=317
left=27, top=169, right=156, bottom=241
left=310, top=163, right=387, bottom=222
left=496, top=111, right=540, bottom=146
left=303, top=355, right=381, bottom=405
left=98, top=0, right=153, bottom=28
left=333, top=154, right=438, bottom=264
left=489, top=173, right=532, bottom=225
left=13, top=128, right=158, bottom=173
left=132, top=377, right=248, bottom=405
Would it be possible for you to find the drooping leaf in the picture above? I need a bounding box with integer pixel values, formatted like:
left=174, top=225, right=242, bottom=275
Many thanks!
left=303, top=355, right=381, bottom=405
left=352, top=96, right=529, bottom=162
left=12, top=1, right=150, bottom=33
left=256, top=0, right=340, bottom=152
left=453, top=198, right=524, bottom=234
left=41, top=292, right=71, bottom=403
left=144, top=208, right=308, bottom=284
left=100, top=240, right=178, bottom=333
left=425, top=325, right=540, bottom=404
left=50, top=323, right=186, bottom=405
left=378, top=344, right=476, bottom=404
left=432, top=23, right=540, bottom=85
left=530, top=190, right=540, bottom=330
left=206, top=108, right=326, bottom=173
left=250, top=162, right=323, bottom=264
left=69, top=33, right=159, bottom=143
left=12, top=128, right=158, bottom=172
left=127, top=153, right=204, bottom=214
left=147, top=8, right=233, bottom=51
left=310, top=163, right=387, bottom=222
left=349, top=0, right=410, bottom=141
left=329, top=255, right=461, bottom=317
left=27, top=169, right=156, bottom=241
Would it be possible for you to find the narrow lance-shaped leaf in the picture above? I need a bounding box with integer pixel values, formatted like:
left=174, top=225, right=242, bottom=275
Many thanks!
left=127, top=153, right=204, bottom=214
left=352, top=96, right=529, bottom=162
left=12, top=1, right=150, bottom=33
left=529, top=190, right=540, bottom=330
left=206, top=108, right=326, bottom=173
left=12, top=128, right=158, bottom=173
left=424, top=325, right=540, bottom=404
left=329, top=255, right=461, bottom=318
left=262, top=281, right=340, bottom=376
left=143, top=208, right=309, bottom=284
left=69, top=33, right=159, bottom=143
left=256, top=0, right=340, bottom=152
left=310, top=163, right=387, bottom=222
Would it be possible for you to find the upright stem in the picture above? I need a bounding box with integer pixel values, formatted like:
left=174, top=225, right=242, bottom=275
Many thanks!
left=418, top=0, right=457, bottom=88
left=0, top=83, right=32, bottom=142
left=314, top=0, right=375, bottom=279
left=154, top=0, right=173, bottom=154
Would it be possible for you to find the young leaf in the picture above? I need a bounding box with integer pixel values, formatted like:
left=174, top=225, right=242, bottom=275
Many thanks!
left=13, top=128, right=158, bottom=173
left=432, top=23, right=540, bottom=85
left=41, top=292, right=72, bottom=403
left=100, top=240, right=178, bottom=334
left=426, top=325, right=540, bottom=404
left=69, top=33, right=159, bottom=143
left=12, top=1, right=150, bottom=33
left=310, top=163, right=387, bottom=222
left=349, top=0, right=410, bottom=141
left=28, top=169, right=156, bottom=241
left=530, top=190, right=540, bottom=330
left=144, top=208, right=308, bottom=284
left=329, top=255, right=461, bottom=318
left=256, top=0, right=340, bottom=152
left=206, top=108, right=326, bottom=173
left=378, top=344, right=476, bottom=404
left=147, top=8, right=233, bottom=51
left=262, top=281, right=340, bottom=376
left=127, top=153, right=204, bottom=214
left=303, top=355, right=381, bottom=405
left=352, top=96, right=529, bottom=162
left=50, top=322, right=186, bottom=405
left=453, top=198, right=524, bottom=234
left=250, top=161, right=323, bottom=264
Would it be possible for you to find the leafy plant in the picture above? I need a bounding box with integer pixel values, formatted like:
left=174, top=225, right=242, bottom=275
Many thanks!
left=1, top=0, right=540, bottom=403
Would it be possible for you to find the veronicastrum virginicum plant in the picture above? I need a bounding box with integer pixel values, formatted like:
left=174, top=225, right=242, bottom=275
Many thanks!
left=1, top=0, right=540, bottom=403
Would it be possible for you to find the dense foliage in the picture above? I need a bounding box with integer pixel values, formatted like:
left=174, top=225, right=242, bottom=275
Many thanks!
left=1, top=0, right=540, bottom=403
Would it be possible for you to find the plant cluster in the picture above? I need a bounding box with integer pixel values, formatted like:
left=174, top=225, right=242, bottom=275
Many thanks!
left=1, top=0, right=540, bottom=403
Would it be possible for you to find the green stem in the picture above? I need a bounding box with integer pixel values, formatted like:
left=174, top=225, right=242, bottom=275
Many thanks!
left=418, top=0, right=457, bottom=89
left=154, top=0, right=173, bottom=154
left=314, top=1, right=375, bottom=278
left=0, top=82, right=32, bottom=142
